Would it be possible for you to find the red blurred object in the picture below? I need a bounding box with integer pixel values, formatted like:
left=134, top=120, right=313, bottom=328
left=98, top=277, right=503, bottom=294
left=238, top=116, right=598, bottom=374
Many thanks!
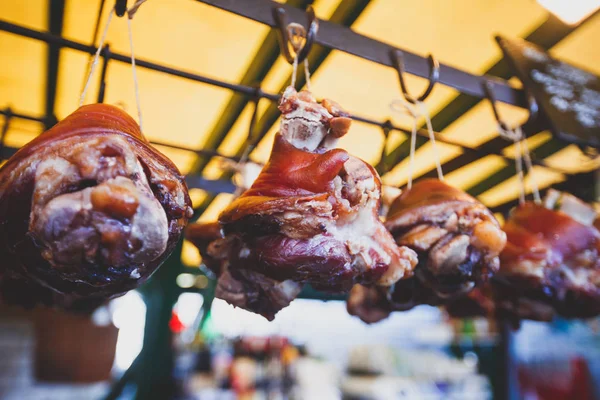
left=518, top=357, right=594, bottom=400
left=169, top=310, right=185, bottom=333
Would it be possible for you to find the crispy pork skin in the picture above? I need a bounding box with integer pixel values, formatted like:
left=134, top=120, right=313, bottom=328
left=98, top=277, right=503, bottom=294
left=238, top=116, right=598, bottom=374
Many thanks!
left=218, top=88, right=417, bottom=294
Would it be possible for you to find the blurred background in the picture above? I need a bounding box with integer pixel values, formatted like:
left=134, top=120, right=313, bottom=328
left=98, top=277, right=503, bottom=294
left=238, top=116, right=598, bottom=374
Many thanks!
left=1, top=0, right=600, bottom=399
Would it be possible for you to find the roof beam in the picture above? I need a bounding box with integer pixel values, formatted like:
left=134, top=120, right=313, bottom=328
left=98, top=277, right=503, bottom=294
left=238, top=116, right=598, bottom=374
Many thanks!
left=490, top=171, right=597, bottom=215
left=44, top=0, right=65, bottom=129
left=377, top=12, right=599, bottom=180
left=466, top=138, right=565, bottom=197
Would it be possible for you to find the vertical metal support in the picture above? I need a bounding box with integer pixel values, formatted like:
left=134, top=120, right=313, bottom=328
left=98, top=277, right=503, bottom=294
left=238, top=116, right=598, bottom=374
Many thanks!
left=97, top=44, right=112, bottom=103
left=498, top=321, right=519, bottom=400
left=132, top=242, right=185, bottom=400
left=0, top=108, right=12, bottom=161
left=44, top=0, right=65, bottom=129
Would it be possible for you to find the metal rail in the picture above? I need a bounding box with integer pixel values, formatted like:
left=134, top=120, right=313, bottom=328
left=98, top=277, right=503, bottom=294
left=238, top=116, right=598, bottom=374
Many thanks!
left=0, top=104, right=570, bottom=179
left=196, top=0, right=527, bottom=107
left=0, top=20, right=533, bottom=162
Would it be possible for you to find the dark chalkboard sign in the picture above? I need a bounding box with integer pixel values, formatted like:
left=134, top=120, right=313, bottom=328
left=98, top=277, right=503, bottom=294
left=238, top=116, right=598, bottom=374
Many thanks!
left=496, top=35, right=600, bottom=148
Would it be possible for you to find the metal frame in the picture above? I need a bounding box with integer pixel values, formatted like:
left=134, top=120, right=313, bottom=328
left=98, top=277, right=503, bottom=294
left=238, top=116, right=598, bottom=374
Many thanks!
left=197, top=0, right=527, bottom=106
left=1, top=2, right=597, bottom=400
left=377, top=11, right=600, bottom=188
left=0, top=14, right=574, bottom=211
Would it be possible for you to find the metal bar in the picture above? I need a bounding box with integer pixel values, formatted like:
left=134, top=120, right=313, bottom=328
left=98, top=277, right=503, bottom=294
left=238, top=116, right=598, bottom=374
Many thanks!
left=43, top=0, right=65, bottom=129
left=378, top=11, right=599, bottom=180
left=189, top=0, right=313, bottom=174
left=0, top=108, right=46, bottom=123
left=184, top=175, right=236, bottom=194
left=0, top=107, right=247, bottom=163
left=197, top=0, right=526, bottom=107
left=0, top=106, right=572, bottom=177
left=0, top=21, right=532, bottom=160
left=0, top=19, right=279, bottom=101
left=0, top=108, right=12, bottom=161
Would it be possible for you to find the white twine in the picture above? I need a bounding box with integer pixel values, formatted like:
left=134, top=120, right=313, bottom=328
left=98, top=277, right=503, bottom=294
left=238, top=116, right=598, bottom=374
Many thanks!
left=407, top=112, right=418, bottom=190
left=291, top=53, right=299, bottom=88
left=497, top=124, right=541, bottom=205
left=517, top=126, right=541, bottom=204
left=126, top=16, right=143, bottom=131
left=417, top=100, right=444, bottom=182
left=79, top=6, right=115, bottom=106
left=79, top=2, right=147, bottom=131
left=304, top=57, right=312, bottom=92
left=390, top=98, right=443, bottom=189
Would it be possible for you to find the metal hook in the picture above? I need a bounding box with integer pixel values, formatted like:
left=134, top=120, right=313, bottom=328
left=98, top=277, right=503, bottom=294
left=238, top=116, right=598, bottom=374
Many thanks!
left=97, top=44, right=112, bottom=103
left=273, top=6, right=319, bottom=65
left=115, top=0, right=127, bottom=17
left=391, top=50, right=439, bottom=104
left=482, top=80, right=538, bottom=132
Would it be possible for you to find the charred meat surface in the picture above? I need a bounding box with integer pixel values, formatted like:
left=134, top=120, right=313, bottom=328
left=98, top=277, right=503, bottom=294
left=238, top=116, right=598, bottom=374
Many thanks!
left=0, top=104, right=192, bottom=307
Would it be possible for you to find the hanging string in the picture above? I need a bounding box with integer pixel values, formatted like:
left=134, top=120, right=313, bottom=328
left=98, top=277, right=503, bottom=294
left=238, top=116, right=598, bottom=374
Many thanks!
left=80, top=0, right=108, bottom=96
left=416, top=100, right=444, bottom=182
left=390, top=99, right=418, bottom=189
left=390, top=99, right=443, bottom=189
left=517, top=126, right=541, bottom=204
left=497, top=124, right=524, bottom=204
left=514, top=137, right=526, bottom=205
left=497, top=124, right=541, bottom=205
left=290, top=54, right=299, bottom=88
left=126, top=16, right=143, bottom=131
left=303, top=58, right=312, bottom=91
left=406, top=107, right=418, bottom=190
left=79, top=7, right=115, bottom=106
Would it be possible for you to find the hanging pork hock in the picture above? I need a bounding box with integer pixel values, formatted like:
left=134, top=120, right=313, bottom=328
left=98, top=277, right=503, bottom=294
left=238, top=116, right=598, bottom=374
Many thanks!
left=0, top=104, right=193, bottom=307
left=498, top=190, right=600, bottom=319
left=385, top=179, right=506, bottom=298
left=217, top=87, right=417, bottom=295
